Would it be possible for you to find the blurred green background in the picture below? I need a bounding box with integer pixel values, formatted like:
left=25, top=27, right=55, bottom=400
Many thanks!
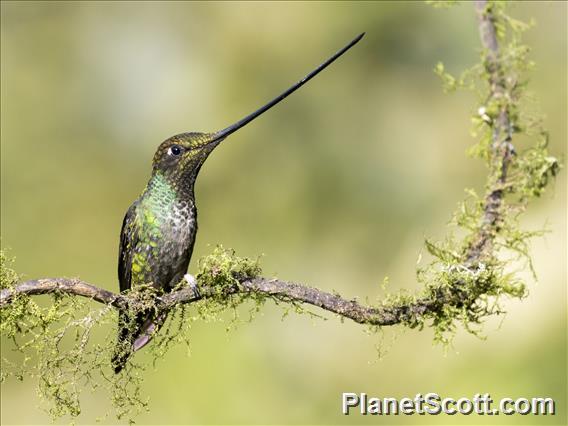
left=1, top=1, right=566, bottom=424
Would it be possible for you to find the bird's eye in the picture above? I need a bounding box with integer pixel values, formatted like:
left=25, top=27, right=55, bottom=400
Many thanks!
left=168, top=145, right=182, bottom=156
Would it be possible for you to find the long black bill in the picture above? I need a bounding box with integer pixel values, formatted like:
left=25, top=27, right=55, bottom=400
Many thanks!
left=209, top=32, right=365, bottom=144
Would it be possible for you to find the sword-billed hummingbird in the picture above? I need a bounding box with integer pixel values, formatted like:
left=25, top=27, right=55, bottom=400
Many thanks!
left=112, top=33, right=364, bottom=373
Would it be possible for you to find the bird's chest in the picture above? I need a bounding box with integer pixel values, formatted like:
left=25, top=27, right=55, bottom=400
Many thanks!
left=140, top=200, right=195, bottom=256
left=158, top=202, right=196, bottom=252
left=131, top=198, right=197, bottom=288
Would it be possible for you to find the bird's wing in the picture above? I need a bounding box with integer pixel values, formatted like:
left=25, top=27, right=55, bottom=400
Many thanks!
left=118, top=202, right=139, bottom=293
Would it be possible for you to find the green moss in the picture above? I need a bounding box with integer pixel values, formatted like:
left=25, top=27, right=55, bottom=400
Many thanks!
left=196, top=245, right=262, bottom=290
left=405, top=0, right=561, bottom=347
left=0, top=246, right=263, bottom=423
left=0, top=249, right=20, bottom=290
left=191, top=245, right=264, bottom=329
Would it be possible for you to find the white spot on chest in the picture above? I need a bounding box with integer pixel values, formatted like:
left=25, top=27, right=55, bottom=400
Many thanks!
left=158, top=199, right=197, bottom=258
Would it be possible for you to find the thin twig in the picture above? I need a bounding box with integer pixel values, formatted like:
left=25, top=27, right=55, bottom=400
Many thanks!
left=465, top=0, right=516, bottom=264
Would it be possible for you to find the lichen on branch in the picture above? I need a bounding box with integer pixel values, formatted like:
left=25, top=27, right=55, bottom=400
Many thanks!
left=422, top=0, right=560, bottom=341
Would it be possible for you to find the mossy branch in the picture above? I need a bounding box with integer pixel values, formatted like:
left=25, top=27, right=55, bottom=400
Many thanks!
left=0, top=275, right=455, bottom=327
left=464, top=0, right=517, bottom=264
left=3, top=0, right=556, bottom=332
left=1, top=0, right=560, bottom=356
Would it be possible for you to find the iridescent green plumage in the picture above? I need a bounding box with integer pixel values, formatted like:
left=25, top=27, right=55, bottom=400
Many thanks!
left=113, top=133, right=219, bottom=373
left=112, top=33, right=364, bottom=373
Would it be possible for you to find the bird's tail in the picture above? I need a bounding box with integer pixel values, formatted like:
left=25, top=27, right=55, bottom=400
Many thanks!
left=112, top=310, right=168, bottom=374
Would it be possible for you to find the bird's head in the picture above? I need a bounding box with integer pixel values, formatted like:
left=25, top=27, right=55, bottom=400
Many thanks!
left=150, top=33, right=364, bottom=193
left=152, top=132, right=223, bottom=186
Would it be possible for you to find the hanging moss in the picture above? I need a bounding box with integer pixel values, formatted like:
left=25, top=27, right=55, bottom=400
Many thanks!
left=416, top=0, right=560, bottom=346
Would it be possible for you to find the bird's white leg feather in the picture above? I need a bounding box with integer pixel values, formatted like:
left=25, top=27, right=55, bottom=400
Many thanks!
left=184, top=273, right=200, bottom=298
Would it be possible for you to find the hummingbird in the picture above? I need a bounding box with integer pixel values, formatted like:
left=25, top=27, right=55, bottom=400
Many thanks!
left=112, top=33, right=364, bottom=373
